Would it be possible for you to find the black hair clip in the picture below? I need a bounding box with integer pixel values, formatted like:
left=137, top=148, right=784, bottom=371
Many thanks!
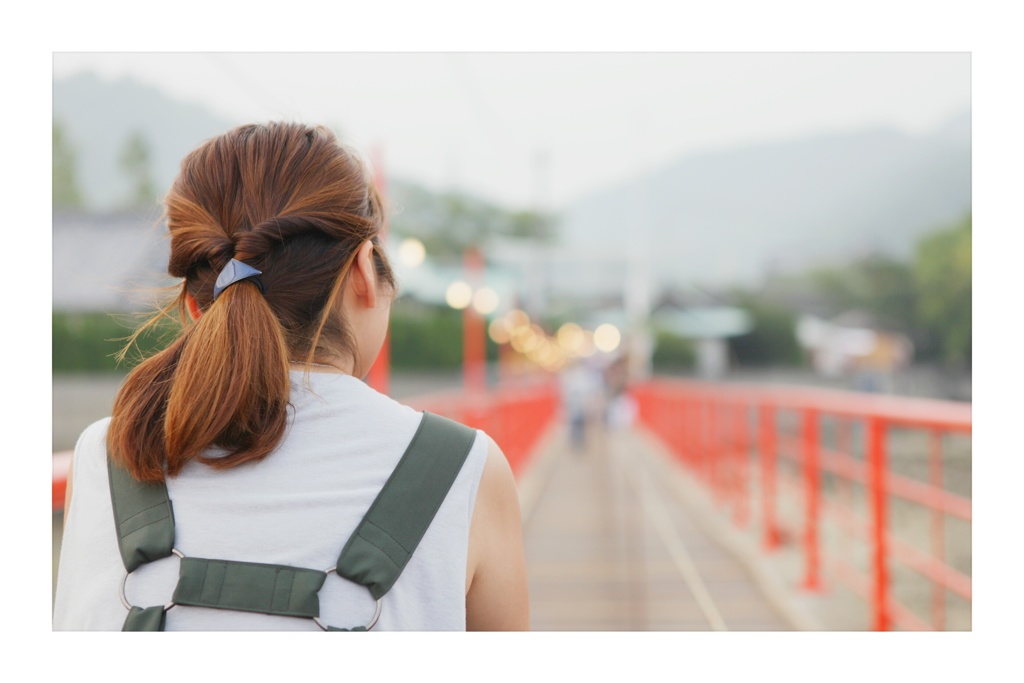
left=213, top=259, right=265, bottom=300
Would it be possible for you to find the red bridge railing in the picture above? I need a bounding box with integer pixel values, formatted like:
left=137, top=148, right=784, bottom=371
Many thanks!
left=52, top=379, right=560, bottom=512
left=633, top=377, right=971, bottom=631
left=406, top=379, right=560, bottom=478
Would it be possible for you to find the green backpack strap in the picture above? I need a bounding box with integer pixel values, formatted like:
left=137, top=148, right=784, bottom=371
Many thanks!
left=106, top=410, right=476, bottom=631
left=334, top=411, right=477, bottom=600
left=123, top=605, right=168, bottom=631
left=107, top=454, right=175, bottom=573
left=107, top=454, right=176, bottom=630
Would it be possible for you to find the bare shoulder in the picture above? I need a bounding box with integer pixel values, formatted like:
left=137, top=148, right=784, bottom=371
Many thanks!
left=465, top=433, right=530, bottom=630
left=468, top=435, right=520, bottom=557
left=479, top=434, right=519, bottom=506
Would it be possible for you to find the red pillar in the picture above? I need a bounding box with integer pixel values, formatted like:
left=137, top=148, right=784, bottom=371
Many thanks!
left=869, top=416, right=890, bottom=630
left=366, top=145, right=390, bottom=394
left=759, top=404, right=779, bottom=551
left=733, top=401, right=749, bottom=528
left=801, top=408, right=822, bottom=591
left=929, top=429, right=946, bottom=630
left=463, top=247, right=486, bottom=396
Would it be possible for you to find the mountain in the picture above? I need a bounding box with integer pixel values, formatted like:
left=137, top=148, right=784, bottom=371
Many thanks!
left=554, top=112, right=971, bottom=291
left=53, top=73, right=234, bottom=211
left=53, top=72, right=971, bottom=298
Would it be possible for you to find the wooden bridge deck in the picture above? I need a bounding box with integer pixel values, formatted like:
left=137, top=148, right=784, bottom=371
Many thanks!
left=519, top=423, right=794, bottom=631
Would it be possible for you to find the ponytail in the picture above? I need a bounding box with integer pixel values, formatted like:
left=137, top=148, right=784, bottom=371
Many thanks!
left=107, top=121, right=396, bottom=483
left=108, top=279, right=290, bottom=482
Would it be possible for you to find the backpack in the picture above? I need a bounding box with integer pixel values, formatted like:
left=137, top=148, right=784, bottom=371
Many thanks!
left=107, top=411, right=475, bottom=631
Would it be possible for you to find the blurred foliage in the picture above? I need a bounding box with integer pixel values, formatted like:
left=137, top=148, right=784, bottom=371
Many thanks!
left=53, top=311, right=182, bottom=373
left=753, top=211, right=971, bottom=367
left=53, top=121, right=84, bottom=209
left=389, top=299, right=499, bottom=370
left=913, top=213, right=971, bottom=365
left=801, top=254, right=918, bottom=331
left=53, top=301, right=498, bottom=374
left=727, top=293, right=803, bottom=366
left=387, top=300, right=463, bottom=370
left=651, top=329, right=696, bottom=372
left=119, top=130, right=158, bottom=209
left=388, top=180, right=557, bottom=261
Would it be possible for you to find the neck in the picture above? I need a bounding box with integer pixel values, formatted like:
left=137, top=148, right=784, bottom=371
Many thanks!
left=288, top=358, right=350, bottom=374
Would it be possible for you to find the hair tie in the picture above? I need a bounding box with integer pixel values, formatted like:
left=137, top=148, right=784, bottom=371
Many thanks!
left=213, top=259, right=265, bottom=300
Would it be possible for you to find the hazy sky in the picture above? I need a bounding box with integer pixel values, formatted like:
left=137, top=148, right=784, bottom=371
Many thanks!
left=53, top=52, right=970, bottom=210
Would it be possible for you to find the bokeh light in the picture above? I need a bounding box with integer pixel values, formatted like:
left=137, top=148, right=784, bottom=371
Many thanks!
left=488, top=317, right=513, bottom=344
left=506, top=309, right=530, bottom=330
left=445, top=281, right=472, bottom=310
left=397, top=237, right=426, bottom=267
left=472, top=287, right=499, bottom=315
left=556, top=322, right=584, bottom=354
left=594, top=324, right=621, bottom=353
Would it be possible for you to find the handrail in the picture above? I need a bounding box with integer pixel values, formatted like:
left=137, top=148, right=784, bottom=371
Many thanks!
left=634, top=376, right=971, bottom=631
left=775, top=436, right=972, bottom=520
left=406, top=380, right=560, bottom=478
left=642, top=379, right=971, bottom=430
left=52, top=380, right=560, bottom=512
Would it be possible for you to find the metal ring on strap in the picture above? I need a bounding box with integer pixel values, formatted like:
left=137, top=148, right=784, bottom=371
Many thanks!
left=119, top=548, right=185, bottom=612
left=312, top=566, right=383, bottom=631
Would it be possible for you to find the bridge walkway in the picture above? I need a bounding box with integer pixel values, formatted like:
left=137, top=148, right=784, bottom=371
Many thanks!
left=518, top=422, right=797, bottom=631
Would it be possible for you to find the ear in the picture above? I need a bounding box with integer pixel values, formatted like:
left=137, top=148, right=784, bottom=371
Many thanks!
left=185, top=291, right=202, bottom=321
left=350, top=239, right=379, bottom=308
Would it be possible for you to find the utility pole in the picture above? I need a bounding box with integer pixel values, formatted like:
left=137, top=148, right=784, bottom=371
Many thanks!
left=463, top=247, right=487, bottom=395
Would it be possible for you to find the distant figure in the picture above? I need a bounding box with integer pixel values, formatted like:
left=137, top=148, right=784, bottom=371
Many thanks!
left=603, top=354, right=637, bottom=431
left=560, top=359, right=603, bottom=451
left=53, top=122, right=528, bottom=631
left=607, top=393, right=638, bottom=431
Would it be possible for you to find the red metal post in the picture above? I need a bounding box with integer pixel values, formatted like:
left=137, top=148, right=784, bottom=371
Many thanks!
left=733, top=401, right=749, bottom=528
left=929, top=429, right=946, bottom=630
left=497, top=343, right=512, bottom=385
left=687, top=397, right=697, bottom=472
left=700, top=401, right=708, bottom=485
left=868, top=416, right=890, bottom=630
left=719, top=402, right=729, bottom=504
left=708, top=403, right=724, bottom=505
left=723, top=402, right=732, bottom=507
left=837, top=417, right=854, bottom=570
left=801, top=408, right=822, bottom=591
left=759, top=404, right=779, bottom=551
left=718, top=402, right=728, bottom=507
left=687, top=397, right=695, bottom=472
left=463, top=247, right=486, bottom=396
left=366, top=146, right=390, bottom=394
left=676, top=394, right=686, bottom=456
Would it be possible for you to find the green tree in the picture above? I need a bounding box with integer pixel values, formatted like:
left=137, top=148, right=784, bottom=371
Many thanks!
left=803, top=254, right=917, bottom=329
left=53, top=121, right=83, bottom=209
left=651, top=329, right=696, bottom=373
left=728, top=293, right=802, bottom=366
left=913, top=213, right=971, bottom=366
left=119, top=131, right=157, bottom=208
left=52, top=311, right=181, bottom=373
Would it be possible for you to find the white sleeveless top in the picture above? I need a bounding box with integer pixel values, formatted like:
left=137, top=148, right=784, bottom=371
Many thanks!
left=53, top=371, right=489, bottom=631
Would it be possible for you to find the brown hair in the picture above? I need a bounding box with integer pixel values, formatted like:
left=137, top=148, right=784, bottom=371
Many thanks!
left=108, top=122, right=395, bottom=483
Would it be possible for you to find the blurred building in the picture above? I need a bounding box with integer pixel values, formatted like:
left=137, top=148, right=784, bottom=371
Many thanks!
left=647, top=289, right=752, bottom=379
left=796, top=310, right=913, bottom=392
left=53, top=210, right=172, bottom=312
